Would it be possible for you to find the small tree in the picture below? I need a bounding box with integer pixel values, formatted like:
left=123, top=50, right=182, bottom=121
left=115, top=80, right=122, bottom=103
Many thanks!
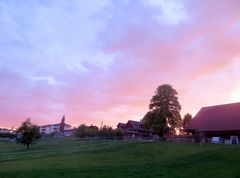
left=182, top=113, right=192, bottom=129
left=74, top=124, right=97, bottom=138
left=88, top=125, right=98, bottom=137
left=17, top=119, right=40, bottom=149
left=98, top=125, right=115, bottom=137
left=74, top=124, right=88, bottom=138
left=143, top=111, right=165, bottom=136
left=114, top=128, right=124, bottom=137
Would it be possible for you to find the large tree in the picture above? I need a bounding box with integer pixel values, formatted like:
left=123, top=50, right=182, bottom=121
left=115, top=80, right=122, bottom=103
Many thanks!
left=144, top=84, right=182, bottom=136
left=17, top=119, right=40, bottom=149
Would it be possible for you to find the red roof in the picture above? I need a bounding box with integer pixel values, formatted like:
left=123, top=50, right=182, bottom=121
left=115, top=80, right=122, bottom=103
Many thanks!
left=186, top=102, right=240, bottom=132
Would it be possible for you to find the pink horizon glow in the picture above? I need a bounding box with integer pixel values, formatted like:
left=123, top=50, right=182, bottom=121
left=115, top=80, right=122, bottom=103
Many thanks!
left=0, top=0, right=240, bottom=129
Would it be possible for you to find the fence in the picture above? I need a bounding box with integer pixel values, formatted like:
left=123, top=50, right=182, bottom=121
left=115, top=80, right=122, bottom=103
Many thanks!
left=171, top=136, right=195, bottom=143
left=76, top=136, right=158, bottom=141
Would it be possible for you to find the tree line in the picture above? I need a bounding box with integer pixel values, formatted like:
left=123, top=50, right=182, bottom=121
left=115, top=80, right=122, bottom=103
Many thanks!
left=74, top=124, right=123, bottom=138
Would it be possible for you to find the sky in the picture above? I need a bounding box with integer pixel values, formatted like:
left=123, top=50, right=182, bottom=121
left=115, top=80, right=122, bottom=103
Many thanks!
left=0, top=0, right=240, bottom=129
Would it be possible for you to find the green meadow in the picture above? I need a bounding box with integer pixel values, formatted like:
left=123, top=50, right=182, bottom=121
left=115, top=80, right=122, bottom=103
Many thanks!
left=0, top=138, right=240, bottom=178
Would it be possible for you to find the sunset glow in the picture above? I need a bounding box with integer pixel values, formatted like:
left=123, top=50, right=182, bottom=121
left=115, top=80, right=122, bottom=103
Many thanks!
left=0, top=0, right=240, bottom=128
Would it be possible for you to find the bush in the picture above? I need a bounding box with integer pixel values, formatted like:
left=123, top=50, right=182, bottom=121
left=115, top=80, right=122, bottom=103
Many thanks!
left=74, top=124, right=123, bottom=138
left=0, top=132, right=16, bottom=138
left=74, top=124, right=98, bottom=138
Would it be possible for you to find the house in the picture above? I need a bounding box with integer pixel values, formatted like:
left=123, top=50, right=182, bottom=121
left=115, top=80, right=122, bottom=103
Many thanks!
left=117, top=120, right=156, bottom=138
left=185, top=102, right=240, bottom=144
left=39, top=116, right=72, bottom=136
left=0, top=128, right=14, bottom=134
left=39, top=123, right=72, bottom=135
left=63, top=128, right=75, bottom=137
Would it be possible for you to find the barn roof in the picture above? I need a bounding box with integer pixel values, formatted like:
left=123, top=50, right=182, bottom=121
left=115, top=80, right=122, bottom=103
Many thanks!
left=186, top=102, right=240, bottom=132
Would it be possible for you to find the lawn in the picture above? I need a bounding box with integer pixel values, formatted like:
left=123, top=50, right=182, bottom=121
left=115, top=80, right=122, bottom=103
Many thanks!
left=0, top=137, right=240, bottom=178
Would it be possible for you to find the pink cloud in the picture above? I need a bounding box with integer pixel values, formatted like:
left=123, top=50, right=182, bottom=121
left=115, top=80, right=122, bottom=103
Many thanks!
left=98, top=0, right=240, bottom=118
left=1, top=0, right=240, bottom=129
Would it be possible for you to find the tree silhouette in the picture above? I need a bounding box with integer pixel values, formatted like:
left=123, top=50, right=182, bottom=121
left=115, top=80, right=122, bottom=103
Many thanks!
left=144, top=84, right=182, bottom=136
left=17, top=119, right=40, bottom=149
left=182, top=113, right=192, bottom=129
left=59, top=115, right=65, bottom=134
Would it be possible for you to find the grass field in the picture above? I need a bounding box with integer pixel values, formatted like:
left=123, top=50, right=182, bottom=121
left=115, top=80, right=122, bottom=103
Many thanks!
left=0, top=138, right=240, bottom=178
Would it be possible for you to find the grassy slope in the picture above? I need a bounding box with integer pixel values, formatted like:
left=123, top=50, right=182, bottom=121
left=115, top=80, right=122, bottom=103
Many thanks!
left=0, top=138, right=240, bottom=178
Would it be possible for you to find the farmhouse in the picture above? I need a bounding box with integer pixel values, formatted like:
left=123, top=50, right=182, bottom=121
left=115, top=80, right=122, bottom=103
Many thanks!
left=117, top=120, right=156, bottom=138
left=39, top=116, right=72, bottom=136
left=185, top=102, right=240, bottom=144
left=0, top=128, right=14, bottom=134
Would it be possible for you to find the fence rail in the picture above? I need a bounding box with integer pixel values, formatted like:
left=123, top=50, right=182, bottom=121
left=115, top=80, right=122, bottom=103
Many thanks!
left=75, top=136, right=158, bottom=141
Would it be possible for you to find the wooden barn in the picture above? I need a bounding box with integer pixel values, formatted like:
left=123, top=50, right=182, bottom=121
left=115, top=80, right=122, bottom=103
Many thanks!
left=185, top=102, right=240, bottom=144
